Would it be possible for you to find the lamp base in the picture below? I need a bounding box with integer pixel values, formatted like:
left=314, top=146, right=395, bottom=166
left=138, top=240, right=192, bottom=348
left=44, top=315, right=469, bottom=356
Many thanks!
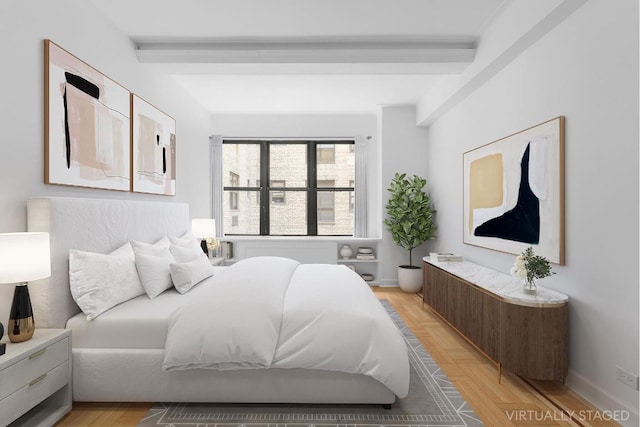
left=8, top=284, right=34, bottom=343
left=200, top=239, right=209, bottom=256
left=0, top=321, right=4, bottom=354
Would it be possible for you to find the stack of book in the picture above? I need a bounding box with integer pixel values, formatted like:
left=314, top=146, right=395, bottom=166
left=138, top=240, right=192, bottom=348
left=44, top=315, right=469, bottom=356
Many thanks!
left=430, top=252, right=463, bottom=262
left=356, top=247, right=375, bottom=260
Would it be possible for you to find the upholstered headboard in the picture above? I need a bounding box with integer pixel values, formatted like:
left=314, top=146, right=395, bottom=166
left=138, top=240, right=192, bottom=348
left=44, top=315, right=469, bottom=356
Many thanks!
left=27, top=197, right=190, bottom=328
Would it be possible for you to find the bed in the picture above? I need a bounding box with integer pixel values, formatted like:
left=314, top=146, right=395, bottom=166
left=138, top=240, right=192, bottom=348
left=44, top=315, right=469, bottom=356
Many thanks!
left=26, top=197, right=409, bottom=405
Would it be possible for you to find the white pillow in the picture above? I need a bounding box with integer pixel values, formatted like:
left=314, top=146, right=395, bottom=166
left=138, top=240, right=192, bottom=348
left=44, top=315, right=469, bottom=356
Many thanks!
left=132, top=238, right=175, bottom=298
left=169, top=233, right=205, bottom=262
left=131, top=236, right=170, bottom=253
left=69, top=243, right=145, bottom=320
left=170, top=243, right=204, bottom=263
left=169, top=232, right=199, bottom=248
left=169, top=256, right=216, bottom=294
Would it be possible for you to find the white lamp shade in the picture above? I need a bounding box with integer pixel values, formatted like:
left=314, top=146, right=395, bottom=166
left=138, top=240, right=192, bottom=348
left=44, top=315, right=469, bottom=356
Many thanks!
left=191, top=219, right=216, bottom=239
left=0, top=232, right=51, bottom=284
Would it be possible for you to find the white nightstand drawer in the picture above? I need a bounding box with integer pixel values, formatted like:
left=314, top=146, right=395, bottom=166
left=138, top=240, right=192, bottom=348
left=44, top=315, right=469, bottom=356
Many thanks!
left=1, top=360, right=69, bottom=426
left=0, top=337, right=69, bottom=401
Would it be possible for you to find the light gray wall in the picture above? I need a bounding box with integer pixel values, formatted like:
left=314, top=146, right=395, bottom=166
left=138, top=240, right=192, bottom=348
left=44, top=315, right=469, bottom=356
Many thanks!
left=425, top=0, right=638, bottom=422
left=0, top=1, right=211, bottom=320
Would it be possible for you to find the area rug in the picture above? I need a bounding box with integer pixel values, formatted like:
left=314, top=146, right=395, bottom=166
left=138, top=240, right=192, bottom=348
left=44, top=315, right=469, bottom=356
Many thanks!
left=138, top=300, right=483, bottom=427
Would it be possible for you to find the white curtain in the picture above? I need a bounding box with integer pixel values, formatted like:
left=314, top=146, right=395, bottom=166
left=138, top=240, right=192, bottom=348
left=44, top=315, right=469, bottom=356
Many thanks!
left=209, top=135, right=223, bottom=237
left=354, top=135, right=368, bottom=238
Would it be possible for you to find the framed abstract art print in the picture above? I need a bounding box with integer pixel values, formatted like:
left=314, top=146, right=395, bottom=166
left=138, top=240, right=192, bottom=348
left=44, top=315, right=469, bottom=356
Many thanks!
left=131, top=94, right=176, bottom=195
left=463, top=117, right=565, bottom=264
left=45, top=39, right=131, bottom=191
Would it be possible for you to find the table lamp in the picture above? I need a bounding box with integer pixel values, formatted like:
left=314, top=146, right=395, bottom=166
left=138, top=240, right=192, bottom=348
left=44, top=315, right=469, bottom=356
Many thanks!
left=0, top=232, right=51, bottom=343
left=191, top=219, right=216, bottom=257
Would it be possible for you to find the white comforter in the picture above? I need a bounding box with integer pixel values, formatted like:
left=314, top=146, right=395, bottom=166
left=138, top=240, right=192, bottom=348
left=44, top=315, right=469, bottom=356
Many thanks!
left=162, top=256, right=410, bottom=398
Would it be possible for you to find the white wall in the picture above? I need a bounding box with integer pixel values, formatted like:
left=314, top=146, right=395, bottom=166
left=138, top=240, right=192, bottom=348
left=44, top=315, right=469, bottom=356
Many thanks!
left=378, top=106, right=431, bottom=286
left=425, top=0, right=639, bottom=423
left=0, top=1, right=211, bottom=320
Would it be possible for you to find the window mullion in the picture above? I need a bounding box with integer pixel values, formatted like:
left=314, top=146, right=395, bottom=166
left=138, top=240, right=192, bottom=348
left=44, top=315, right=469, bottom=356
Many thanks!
left=308, top=142, right=318, bottom=236
left=260, top=141, right=270, bottom=236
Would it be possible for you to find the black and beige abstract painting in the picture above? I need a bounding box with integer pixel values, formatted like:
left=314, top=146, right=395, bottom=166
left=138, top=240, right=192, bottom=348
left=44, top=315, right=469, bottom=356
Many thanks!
left=132, top=94, right=176, bottom=196
left=45, top=40, right=131, bottom=191
left=463, top=117, right=564, bottom=264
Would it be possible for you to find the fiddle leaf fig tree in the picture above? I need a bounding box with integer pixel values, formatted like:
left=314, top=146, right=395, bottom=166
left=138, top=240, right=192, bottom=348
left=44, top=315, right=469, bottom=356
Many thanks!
left=384, top=173, right=436, bottom=266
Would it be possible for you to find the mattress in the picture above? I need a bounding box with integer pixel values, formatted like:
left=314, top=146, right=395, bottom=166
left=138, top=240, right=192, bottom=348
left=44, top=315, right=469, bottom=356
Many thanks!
left=66, top=270, right=223, bottom=349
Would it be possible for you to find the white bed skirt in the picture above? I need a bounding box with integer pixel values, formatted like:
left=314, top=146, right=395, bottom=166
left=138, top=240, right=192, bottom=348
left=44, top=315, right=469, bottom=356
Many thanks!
left=72, top=348, right=395, bottom=404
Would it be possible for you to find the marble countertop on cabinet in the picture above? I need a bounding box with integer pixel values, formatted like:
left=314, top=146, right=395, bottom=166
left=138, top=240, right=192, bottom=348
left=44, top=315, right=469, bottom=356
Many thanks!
left=423, top=257, right=568, bottom=307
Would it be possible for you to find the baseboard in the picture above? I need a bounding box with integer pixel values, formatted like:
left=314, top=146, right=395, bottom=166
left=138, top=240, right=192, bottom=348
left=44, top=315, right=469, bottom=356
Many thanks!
left=566, top=370, right=639, bottom=427
left=379, top=279, right=398, bottom=287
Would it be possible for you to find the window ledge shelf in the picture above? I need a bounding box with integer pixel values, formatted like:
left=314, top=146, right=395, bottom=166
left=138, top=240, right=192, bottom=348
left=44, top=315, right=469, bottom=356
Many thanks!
left=222, top=236, right=381, bottom=243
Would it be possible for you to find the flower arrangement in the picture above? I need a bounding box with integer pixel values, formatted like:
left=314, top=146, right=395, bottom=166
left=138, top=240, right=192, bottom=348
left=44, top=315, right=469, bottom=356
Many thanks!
left=510, top=247, right=554, bottom=294
left=205, top=237, right=219, bottom=252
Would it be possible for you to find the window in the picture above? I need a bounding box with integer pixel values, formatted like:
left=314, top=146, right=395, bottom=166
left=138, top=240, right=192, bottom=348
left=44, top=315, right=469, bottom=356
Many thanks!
left=317, top=180, right=335, bottom=223
left=257, top=179, right=287, bottom=204
left=222, top=140, right=354, bottom=236
left=317, top=144, right=335, bottom=164
left=270, top=180, right=286, bottom=204
left=229, top=172, right=239, bottom=210
left=222, top=144, right=261, bottom=234
left=349, top=180, right=355, bottom=213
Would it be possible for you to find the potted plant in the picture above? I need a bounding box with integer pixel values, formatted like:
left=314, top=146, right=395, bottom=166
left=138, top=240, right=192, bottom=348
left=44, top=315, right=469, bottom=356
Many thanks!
left=384, top=173, right=436, bottom=292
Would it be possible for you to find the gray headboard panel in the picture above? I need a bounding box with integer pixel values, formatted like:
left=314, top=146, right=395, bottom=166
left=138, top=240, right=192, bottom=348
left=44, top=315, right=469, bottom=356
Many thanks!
left=27, top=197, right=190, bottom=328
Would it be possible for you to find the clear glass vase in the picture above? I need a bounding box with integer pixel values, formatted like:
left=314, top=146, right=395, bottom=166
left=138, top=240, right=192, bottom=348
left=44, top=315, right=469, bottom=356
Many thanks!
left=523, top=277, right=537, bottom=295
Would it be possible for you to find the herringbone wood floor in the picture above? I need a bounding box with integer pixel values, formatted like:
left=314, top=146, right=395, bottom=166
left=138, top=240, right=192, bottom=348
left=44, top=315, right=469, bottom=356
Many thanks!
left=56, top=288, right=619, bottom=427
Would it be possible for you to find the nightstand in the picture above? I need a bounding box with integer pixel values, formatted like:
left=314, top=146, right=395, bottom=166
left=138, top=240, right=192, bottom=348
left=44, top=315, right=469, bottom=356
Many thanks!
left=210, top=256, right=226, bottom=266
left=0, top=329, right=72, bottom=426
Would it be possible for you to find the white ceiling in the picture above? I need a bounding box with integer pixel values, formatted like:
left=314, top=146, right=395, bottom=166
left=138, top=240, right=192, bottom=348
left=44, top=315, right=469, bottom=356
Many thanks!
left=89, top=0, right=509, bottom=114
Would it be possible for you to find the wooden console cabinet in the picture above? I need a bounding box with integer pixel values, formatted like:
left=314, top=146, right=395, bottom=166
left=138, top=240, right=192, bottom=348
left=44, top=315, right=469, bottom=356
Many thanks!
left=422, top=258, right=568, bottom=381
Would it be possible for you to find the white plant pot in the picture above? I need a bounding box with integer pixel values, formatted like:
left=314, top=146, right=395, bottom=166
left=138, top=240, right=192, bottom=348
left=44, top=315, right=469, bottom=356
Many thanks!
left=397, top=266, right=423, bottom=293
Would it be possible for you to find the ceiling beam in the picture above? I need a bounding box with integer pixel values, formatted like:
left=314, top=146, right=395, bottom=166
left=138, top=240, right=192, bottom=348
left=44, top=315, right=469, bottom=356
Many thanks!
left=134, top=38, right=476, bottom=65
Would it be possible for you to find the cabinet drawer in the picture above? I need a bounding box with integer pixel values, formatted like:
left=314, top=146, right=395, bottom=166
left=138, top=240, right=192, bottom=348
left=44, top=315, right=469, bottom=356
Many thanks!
left=0, top=337, right=69, bottom=401
left=0, top=360, right=69, bottom=426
